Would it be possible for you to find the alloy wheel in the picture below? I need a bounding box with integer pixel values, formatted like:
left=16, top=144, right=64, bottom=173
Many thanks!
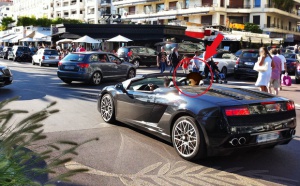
left=173, top=119, right=198, bottom=157
left=133, top=60, right=139, bottom=68
left=93, top=72, right=101, bottom=85
left=100, top=95, right=113, bottom=122
left=127, top=69, right=135, bottom=79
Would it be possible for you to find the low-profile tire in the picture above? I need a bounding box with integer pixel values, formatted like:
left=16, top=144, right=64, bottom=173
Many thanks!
left=100, top=94, right=115, bottom=123
left=126, top=68, right=136, bottom=79
left=61, top=79, right=72, bottom=84
left=90, top=71, right=102, bottom=85
left=233, top=73, right=240, bottom=79
left=132, top=60, right=140, bottom=68
left=172, top=116, right=206, bottom=161
left=15, top=57, right=21, bottom=62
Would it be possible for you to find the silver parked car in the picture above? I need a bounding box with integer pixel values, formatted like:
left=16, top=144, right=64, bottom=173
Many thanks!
left=32, top=49, right=60, bottom=66
left=57, top=52, right=136, bottom=85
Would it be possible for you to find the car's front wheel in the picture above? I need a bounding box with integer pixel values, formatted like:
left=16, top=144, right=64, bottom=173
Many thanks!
left=126, top=68, right=135, bottom=79
left=172, top=116, right=206, bottom=161
left=221, top=67, right=227, bottom=77
left=90, top=72, right=102, bottom=85
left=100, top=94, right=115, bottom=123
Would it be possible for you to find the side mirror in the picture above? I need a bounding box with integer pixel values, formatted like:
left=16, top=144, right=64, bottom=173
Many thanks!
left=116, top=83, right=127, bottom=93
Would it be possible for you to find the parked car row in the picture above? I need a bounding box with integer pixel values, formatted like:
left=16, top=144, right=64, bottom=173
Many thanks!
left=0, top=64, right=13, bottom=87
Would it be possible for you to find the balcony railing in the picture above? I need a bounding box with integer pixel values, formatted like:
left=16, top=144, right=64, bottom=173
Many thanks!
left=227, top=5, right=251, bottom=9
left=264, top=24, right=297, bottom=32
left=265, top=4, right=299, bottom=15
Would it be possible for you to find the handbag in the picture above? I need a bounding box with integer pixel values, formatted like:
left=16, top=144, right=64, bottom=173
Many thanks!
left=253, top=61, right=268, bottom=72
left=282, top=74, right=292, bottom=86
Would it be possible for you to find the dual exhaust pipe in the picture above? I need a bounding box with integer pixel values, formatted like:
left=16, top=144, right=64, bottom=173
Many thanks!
left=229, top=137, right=246, bottom=146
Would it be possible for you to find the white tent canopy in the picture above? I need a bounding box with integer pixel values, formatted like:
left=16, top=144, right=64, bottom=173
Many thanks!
left=0, top=34, right=17, bottom=42
left=9, top=34, right=24, bottom=43
left=72, top=35, right=100, bottom=43
left=56, top=38, right=73, bottom=44
left=20, top=37, right=36, bottom=42
left=107, top=35, right=132, bottom=42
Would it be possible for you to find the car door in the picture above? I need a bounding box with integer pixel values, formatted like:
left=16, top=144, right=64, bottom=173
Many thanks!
left=107, top=54, right=127, bottom=77
left=96, top=53, right=119, bottom=78
left=116, top=79, right=156, bottom=126
left=227, top=53, right=237, bottom=74
left=138, top=47, right=149, bottom=65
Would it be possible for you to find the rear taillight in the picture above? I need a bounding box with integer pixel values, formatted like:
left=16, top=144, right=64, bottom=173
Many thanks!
left=287, top=101, right=295, bottom=111
left=225, top=107, right=250, bottom=116
left=58, top=61, right=62, bottom=66
left=236, top=58, right=240, bottom=65
left=78, top=63, right=89, bottom=68
left=291, top=62, right=297, bottom=67
left=42, top=56, right=45, bottom=60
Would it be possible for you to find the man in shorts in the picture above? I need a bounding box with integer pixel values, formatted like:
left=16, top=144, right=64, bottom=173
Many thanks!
left=269, top=49, right=282, bottom=95
left=276, top=49, right=287, bottom=90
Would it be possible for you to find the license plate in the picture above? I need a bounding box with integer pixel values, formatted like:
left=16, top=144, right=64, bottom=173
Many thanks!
left=49, top=57, right=55, bottom=59
left=64, top=66, right=75, bottom=70
left=245, top=62, right=254, bottom=65
left=257, top=132, right=279, bottom=143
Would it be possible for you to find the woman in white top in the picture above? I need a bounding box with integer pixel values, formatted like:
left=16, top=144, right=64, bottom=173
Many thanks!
left=255, top=47, right=275, bottom=92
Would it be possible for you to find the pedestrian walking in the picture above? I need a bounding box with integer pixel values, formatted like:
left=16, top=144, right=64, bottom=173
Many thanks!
left=180, top=54, right=190, bottom=74
left=255, top=47, right=275, bottom=92
left=157, top=47, right=167, bottom=73
left=169, top=47, right=180, bottom=73
left=190, top=51, right=201, bottom=73
left=268, top=49, right=282, bottom=95
left=276, top=49, right=287, bottom=90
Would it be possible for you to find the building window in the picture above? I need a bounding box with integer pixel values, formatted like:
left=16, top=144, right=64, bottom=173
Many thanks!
left=144, top=5, right=152, bottom=14
left=220, top=15, right=225, bottom=25
left=156, top=3, right=164, bottom=12
left=253, top=15, right=260, bottom=25
left=128, top=6, right=135, bottom=15
left=169, top=1, right=177, bottom=10
left=6, top=7, right=9, bottom=10
left=201, top=15, right=212, bottom=25
left=202, top=0, right=212, bottom=7
left=184, top=0, right=189, bottom=8
left=184, top=17, right=189, bottom=22
left=254, top=0, right=261, bottom=7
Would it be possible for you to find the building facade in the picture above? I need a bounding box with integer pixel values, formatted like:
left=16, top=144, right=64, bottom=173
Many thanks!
left=113, top=0, right=300, bottom=42
left=12, top=0, right=53, bottom=19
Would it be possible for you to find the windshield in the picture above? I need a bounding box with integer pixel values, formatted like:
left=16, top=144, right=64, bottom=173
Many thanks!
left=283, top=53, right=295, bottom=59
left=235, top=50, right=242, bottom=56
left=62, top=53, right=86, bottom=62
left=44, top=50, right=58, bottom=55
left=164, top=43, right=204, bottom=53
left=241, top=52, right=259, bottom=58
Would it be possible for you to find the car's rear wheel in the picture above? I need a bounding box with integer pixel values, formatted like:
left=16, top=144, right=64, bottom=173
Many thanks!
left=172, top=116, right=206, bottom=161
left=126, top=68, right=135, bottom=79
left=221, top=67, right=227, bottom=77
left=133, top=60, right=140, bottom=68
left=100, top=94, right=115, bottom=123
left=61, top=79, right=72, bottom=84
left=90, top=72, right=102, bottom=85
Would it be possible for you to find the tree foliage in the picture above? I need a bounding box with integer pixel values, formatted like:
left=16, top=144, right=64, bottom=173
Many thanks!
left=244, top=23, right=263, bottom=34
left=0, top=17, right=15, bottom=31
left=272, top=0, right=295, bottom=12
left=16, top=16, right=82, bottom=27
left=0, top=97, right=97, bottom=185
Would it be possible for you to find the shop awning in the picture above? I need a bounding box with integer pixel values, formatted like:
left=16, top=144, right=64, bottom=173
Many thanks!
left=9, top=34, right=24, bottom=43
left=0, top=34, right=17, bottom=42
left=33, top=31, right=51, bottom=41
left=206, top=34, right=242, bottom=41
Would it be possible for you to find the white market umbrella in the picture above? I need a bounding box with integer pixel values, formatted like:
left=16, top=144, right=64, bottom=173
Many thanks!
left=56, top=38, right=73, bottom=44
left=72, top=35, right=100, bottom=44
left=107, top=35, right=132, bottom=42
left=20, top=37, right=35, bottom=42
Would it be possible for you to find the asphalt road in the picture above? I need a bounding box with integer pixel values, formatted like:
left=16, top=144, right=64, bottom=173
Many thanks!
left=0, top=59, right=300, bottom=186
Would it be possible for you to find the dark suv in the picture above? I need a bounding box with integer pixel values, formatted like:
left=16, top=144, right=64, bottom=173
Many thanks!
left=117, top=46, right=158, bottom=68
left=0, top=47, right=12, bottom=59
left=8, top=46, right=32, bottom=62
left=0, top=65, right=13, bottom=87
left=234, top=49, right=259, bottom=79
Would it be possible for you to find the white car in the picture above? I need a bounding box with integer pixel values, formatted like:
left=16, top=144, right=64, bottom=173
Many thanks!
left=32, top=49, right=60, bottom=66
left=189, top=51, right=237, bottom=75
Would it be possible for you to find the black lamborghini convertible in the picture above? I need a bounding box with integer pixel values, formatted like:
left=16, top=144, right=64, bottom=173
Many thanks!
left=97, top=73, right=297, bottom=160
